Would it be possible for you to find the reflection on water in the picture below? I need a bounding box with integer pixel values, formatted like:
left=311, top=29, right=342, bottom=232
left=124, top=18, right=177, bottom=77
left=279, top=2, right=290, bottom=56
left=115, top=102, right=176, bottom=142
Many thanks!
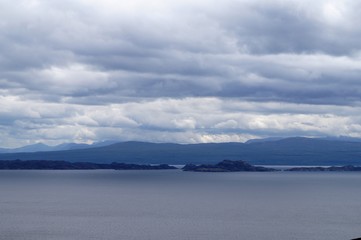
left=0, top=170, right=360, bottom=240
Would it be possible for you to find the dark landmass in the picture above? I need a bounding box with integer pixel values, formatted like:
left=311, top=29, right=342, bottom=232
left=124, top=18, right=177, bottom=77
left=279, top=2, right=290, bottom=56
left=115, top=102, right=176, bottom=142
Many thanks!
left=0, top=160, right=177, bottom=170
left=2, top=159, right=361, bottom=172
left=286, top=165, right=361, bottom=172
left=182, top=160, right=277, bottom=172
left=2, top=137, right=361, bottom=166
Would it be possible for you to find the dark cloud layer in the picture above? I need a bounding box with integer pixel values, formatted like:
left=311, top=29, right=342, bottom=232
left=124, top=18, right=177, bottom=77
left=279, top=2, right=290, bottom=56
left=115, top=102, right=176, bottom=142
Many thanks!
left=0, top=0, right=361, bottom=147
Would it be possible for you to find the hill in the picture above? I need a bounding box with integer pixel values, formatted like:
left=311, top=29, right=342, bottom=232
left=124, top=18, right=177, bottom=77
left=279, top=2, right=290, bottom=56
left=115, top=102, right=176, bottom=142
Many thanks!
left=0, top=140, right=118, bottom=153
left=1, top=137, right=361, bottom=165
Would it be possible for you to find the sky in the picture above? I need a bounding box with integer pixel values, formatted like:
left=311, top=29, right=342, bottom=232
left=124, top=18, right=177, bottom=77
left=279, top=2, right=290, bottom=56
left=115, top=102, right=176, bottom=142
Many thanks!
left=1, top=0, right=361, bottom=147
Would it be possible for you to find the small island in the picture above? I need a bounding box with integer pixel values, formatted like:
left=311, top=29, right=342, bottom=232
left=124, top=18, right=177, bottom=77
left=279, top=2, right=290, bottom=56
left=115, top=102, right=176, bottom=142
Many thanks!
left=0, top=160, right=177, bottom=170
left=182, top=160, right=277, bottom=172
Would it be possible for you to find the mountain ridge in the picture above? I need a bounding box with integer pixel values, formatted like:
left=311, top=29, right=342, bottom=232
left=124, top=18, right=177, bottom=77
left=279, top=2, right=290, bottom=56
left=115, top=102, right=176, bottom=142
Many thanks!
left=0, top=140, right=118, bottom=153
left=1, top=137, right=361, bottom=165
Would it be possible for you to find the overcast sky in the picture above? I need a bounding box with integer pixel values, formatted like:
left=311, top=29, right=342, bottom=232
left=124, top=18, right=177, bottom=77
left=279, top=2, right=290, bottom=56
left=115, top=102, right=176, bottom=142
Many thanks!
left=1, top=0, right=361, bottom=147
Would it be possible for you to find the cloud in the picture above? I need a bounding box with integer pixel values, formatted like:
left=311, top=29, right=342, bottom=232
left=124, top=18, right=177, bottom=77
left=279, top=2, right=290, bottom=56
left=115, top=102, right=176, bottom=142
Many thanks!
left=0, top=0, right=361, bottom=147
left=1, top=96, right=361, bottom=147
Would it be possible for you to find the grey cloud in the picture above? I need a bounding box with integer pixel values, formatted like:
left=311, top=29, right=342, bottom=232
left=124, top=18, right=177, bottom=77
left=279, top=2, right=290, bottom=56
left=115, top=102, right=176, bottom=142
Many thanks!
left=1, top=0, right=361, bottom=146
left=214, top=0, right=361, bottom=55
left=2, top=0, right=361, bottom=105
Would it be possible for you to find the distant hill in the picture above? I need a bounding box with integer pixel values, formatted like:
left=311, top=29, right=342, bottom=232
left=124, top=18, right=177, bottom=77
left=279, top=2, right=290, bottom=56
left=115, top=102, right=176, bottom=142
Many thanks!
left=0, top=140, right=118, bottom=153
left=0, top=143, right=54, bottom=153
left=1, top=137, right=361, bottom=165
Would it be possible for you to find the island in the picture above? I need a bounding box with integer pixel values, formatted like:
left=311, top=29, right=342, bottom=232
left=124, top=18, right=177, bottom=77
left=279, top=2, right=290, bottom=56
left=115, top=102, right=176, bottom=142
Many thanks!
left=182, top=160, right=277, bottom=172
left=286, top=165, right=361, bottom=172
left=0, top=160, right=177, bottom=170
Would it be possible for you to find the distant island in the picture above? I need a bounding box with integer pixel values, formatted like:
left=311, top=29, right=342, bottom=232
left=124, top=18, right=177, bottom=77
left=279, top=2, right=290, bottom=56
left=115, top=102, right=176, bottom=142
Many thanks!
left=0, top=160, right=177, bottom=170
left=286, top=165, right=361, bottom=172
left=182, top=160, right=361, bottom=172
left=182, top=160, right=277, bottom=172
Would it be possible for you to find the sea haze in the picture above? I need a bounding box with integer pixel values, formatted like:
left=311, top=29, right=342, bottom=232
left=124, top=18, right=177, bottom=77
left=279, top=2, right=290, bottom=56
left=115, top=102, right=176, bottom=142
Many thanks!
left=0, top=170, right=360, bottom=240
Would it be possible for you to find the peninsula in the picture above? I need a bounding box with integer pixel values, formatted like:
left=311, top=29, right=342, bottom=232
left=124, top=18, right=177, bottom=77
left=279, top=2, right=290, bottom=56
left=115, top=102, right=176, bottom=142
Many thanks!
left=0, top=160, right=177, bottom=170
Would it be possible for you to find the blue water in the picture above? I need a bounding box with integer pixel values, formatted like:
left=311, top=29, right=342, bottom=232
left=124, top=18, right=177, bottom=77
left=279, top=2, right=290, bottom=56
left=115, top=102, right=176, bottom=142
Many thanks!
left=0, top=170, right=360, bottom=240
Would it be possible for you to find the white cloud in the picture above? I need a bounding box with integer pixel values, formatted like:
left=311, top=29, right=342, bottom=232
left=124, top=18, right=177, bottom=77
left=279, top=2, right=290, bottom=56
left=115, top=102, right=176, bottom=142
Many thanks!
left=215, top=120, right=238, bottom=129
left=1, top=95, right=361, bottom=147
left=172, top=117, right=197, bottom=130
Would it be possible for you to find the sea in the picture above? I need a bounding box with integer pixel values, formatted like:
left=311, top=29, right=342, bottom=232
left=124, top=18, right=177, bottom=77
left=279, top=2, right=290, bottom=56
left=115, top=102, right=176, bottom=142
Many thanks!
left=0, top=169, right=360, bottom=240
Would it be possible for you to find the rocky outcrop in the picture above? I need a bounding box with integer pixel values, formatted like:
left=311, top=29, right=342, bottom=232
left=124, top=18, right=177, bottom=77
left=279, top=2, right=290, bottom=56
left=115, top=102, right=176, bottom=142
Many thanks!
left=182, top=160, right=277, bottom=172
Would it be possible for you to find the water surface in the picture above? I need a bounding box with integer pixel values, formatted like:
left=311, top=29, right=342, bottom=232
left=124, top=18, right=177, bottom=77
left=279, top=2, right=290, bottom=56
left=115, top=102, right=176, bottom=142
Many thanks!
left=0, top=170, right=360, bottom=240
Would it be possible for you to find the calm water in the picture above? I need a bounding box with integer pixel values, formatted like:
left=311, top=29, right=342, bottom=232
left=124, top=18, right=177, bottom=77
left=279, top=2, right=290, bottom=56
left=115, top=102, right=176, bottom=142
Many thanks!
left=0, top=170, right=360, bottom=240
